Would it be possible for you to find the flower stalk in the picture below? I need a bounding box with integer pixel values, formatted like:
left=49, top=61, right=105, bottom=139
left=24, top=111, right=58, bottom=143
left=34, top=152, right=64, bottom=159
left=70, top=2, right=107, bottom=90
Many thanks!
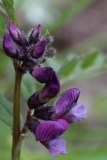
left=11, top=62, right=23, bottom=160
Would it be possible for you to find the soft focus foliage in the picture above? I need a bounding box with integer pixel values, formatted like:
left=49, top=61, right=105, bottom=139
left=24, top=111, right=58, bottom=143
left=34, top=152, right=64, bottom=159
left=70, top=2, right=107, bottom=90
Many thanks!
left=0, top=0, right=107, bottom=159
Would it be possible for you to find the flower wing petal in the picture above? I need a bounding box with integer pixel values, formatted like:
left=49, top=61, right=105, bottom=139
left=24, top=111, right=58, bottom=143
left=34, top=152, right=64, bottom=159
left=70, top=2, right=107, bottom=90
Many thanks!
left=55, top=88, right=80, bottom=117
left=63, top=103, right=87, bottom=123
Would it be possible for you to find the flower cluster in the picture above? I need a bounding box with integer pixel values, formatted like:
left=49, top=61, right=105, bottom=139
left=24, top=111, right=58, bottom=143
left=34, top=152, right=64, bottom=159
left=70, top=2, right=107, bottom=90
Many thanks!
left=28, top=87, right=86, bottom=157
left=3, top=22, right=56, bottom=72
left=3, top=22, right=87, bottom=158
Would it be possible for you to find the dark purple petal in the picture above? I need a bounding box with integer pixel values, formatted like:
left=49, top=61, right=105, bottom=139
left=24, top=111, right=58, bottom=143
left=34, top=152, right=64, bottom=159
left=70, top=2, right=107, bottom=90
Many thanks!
left=63, top=103, right=87, bottom=123
left=36, top=120, right=67, bottom=141
left=3, top=34, right=20, bottom=58
left=38, top=71, right=60, bottom=103
left=27, top=118, right=40, bottom=134
left=34, top=106, right=55, bottom=120
left=55, top=88, right=80, bottom=117
left=32, top=41, right=46, bottom=58
left=41, top=136, right=67, bottom=157
left=9, top=22, right=27, bottom=45
left=29, top=24, right=41, bottom=44
left=31, top=66, right=53, bottom=83
left=27, top=91, right=45, bottom=109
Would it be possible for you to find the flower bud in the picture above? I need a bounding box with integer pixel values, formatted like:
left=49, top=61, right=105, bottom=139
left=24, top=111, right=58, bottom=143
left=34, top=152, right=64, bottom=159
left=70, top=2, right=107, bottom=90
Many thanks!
left=9, top=22, right=27, bottom=45
left=38, top=71, right=60, bottom=103
left=27, top=91, right=45, bottom=109
left=45, top=47, right=57, bottom=58
left=31, top=66, right=53, bottom=83
left=29, top=24, right=41, bottom=44
left=34, top=105, right=54, bottom=120
left=32, top=41, right=46, bottom=58
left=27, top=118, right=40, bottom=134
left=3, top=34, right=24, bottom=60
left=42, top=30, right=54, bottom=45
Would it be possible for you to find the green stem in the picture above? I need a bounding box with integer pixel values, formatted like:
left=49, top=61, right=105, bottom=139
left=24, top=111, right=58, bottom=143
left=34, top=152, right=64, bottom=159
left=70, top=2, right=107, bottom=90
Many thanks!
left=11, top=63, right=23, bottom=160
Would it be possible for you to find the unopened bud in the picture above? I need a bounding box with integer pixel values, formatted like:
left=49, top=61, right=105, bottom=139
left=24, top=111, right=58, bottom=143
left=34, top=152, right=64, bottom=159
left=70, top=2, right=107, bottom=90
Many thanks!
left=9, top=22, right=27, bottom=46
left=27, top=91, right=45, bottom=109
left=3, top=34, right=24, bottom=60
left=45, top=47, right=57, bottom=58
left=38, top=71, right=60, bottom=103
left=34, top=105, right=54, bottom=120
left=32, top=41, right=46, bottom=58
left=27, top=118, right=40, bottom=134
left=29, top=24, right=41, bottom=44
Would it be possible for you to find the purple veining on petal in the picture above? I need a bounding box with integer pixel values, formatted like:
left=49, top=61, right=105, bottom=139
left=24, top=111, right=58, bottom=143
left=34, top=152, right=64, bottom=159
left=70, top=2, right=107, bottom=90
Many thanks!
left=41, top=136, right=67, bottom=157
left=3, top=34, right=19, bottom=58
left=55, top=88, right=80, bottom=117
left=31, top=66, right=53, bottom=83
left=63, top=103, right=87, bottom=123
left=32, top=41, right=46, bottom=58
left=38, top=71, right=60, bottom=102
left=36, top=120, right=67, bottom=141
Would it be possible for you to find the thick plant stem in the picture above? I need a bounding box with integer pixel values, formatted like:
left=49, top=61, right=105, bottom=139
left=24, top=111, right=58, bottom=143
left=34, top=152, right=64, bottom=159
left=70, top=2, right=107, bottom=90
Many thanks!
left=11, top=65, right=23, bottom=160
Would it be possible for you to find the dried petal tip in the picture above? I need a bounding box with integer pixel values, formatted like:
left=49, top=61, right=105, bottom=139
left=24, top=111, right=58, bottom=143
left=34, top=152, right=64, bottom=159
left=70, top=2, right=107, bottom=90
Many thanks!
left=9, top=22, right=27, bottom=45
left=3, top=34, right=20, bottom=59
left=31, top=66, right=53, bottom=83
left=32, top=41, right=46, bottom=58
left=29, top=24, right=41, bottom=43
left=27, top=118, right=40, bottom=134
left=45, top=47, right=57, bottom=58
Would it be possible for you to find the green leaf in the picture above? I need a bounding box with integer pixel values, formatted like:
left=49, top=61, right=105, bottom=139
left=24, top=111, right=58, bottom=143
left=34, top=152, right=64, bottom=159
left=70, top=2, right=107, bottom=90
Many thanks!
left=81, top=50, right=99, bottom=68
left=0, top=93, right=23, bottom=126
left=2, top=0, right=17, bottom=25
left=58, top=57, right=79, bottom=78
left=21, top=74, right=36, bottom=101
left=58, top=51, right=107, bottom=85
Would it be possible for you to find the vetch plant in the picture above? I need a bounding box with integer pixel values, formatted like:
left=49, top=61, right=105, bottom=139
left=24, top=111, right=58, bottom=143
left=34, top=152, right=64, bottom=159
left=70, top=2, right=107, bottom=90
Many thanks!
left=0, top=1, right=91, bottom=160
left=2, top=21, right=87, bottom=159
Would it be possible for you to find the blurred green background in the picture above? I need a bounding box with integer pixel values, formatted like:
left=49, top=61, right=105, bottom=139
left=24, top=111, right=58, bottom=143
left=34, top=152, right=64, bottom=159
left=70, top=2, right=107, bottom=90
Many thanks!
left=0, top=0, right=107, bottom=159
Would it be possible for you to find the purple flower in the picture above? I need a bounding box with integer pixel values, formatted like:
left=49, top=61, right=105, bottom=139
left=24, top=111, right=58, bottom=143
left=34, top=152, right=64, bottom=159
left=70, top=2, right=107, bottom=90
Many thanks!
left=38, top=71, right=60, bottom=103
left=3, top=34, right=24, bottom=60
left=27, top=118, right=68, bottom=157
left=31, top=66, right=53, bottom=83
left=27, top=71, right=60, bottom=109
left=9, top=22, right=27, bottom=45
left=3, top=22, right=57, bottom=72
left=31, top=41, right=46, bottom=58
left=51, top=88, right=86, bottom=123
left=27, top=119, right=69, bottom=157
left=29, top=24, right=41, bottom=44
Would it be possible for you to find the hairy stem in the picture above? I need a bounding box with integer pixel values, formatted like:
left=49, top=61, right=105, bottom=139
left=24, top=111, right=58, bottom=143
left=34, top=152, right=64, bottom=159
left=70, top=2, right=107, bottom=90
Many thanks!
left=11, top=62, right=23, bottom=160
